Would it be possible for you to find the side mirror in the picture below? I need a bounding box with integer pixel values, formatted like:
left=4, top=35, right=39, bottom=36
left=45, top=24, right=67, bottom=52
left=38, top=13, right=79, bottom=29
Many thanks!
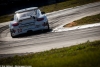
left=41, top=12, right=45, bottom=14
left=11, top=18, right=14, bottom=21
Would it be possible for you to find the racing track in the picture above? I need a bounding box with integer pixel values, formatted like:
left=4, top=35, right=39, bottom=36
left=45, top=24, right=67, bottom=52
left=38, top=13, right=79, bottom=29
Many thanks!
left=0, top=2, right=100, bottom=57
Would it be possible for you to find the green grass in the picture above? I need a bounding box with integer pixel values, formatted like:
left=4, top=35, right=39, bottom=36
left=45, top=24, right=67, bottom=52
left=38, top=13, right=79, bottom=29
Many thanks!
left=64, top=13, right=100, bottom=27
left=0, top=0, right=100, bottom=23
left=41, top=0, right=100, bottom=12
left=0, top=40, right=100, bottom=67
left=0, top=14, right=13, bottom=23
left=40, top=0, right=100, bottom=13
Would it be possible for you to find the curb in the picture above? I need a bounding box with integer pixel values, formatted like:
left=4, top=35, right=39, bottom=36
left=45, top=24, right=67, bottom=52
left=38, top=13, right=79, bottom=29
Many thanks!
left=53, top=23, right=100, bottom=32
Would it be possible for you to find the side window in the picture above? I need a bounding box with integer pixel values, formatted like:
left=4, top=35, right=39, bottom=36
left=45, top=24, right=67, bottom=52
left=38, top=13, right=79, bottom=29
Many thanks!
left=14, top=15, right=18, bottom=21
left=34, top=9, right=37, bottom=15
left=36, top=9, right=41, bottom=17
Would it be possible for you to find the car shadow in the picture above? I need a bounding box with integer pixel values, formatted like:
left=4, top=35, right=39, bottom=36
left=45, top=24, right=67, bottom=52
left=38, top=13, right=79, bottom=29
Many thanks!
left=16, top=29, right=52, bottom=38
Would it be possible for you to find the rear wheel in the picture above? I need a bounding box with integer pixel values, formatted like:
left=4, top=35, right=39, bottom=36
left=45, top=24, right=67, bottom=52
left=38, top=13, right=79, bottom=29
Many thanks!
left=46, top=23, right=50, bottom=31
left=10, top=30, right=16, bottom=38
left=48, top=24, right=50, bottom=30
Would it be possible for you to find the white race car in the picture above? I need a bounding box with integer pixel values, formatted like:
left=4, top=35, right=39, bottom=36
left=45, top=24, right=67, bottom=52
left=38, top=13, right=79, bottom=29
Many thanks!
left=9, top=7, right=49, bottom=38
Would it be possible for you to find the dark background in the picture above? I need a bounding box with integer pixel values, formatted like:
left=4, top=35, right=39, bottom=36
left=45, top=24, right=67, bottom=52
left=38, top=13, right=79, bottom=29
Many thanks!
left=0, top=0, right=65, bottom=16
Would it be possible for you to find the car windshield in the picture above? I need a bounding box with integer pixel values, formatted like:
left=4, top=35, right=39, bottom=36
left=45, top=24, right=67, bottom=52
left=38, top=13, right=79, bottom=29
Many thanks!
left=18, top=10, right=37, bottom=18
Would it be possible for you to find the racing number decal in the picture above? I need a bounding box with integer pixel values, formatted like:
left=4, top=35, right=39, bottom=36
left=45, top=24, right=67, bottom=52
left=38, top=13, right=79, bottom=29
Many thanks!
left=18, top=28, right=22, bottom=33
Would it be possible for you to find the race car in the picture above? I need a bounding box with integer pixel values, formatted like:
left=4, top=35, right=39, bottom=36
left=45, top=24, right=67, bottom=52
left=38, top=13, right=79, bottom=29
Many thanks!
left=9, top=7, right=49, bottom=38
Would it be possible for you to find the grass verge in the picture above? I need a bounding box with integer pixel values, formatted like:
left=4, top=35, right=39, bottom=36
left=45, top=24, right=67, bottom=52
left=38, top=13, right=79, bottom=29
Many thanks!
left=41, top=0, right=100, bottom=13
left=0, top=40, right=100, bottom=67
left=0, top=14, right=13, bottom=23
left=0, top=0, right=100, bottom=23
left=64, top=13, right=100, bottom=27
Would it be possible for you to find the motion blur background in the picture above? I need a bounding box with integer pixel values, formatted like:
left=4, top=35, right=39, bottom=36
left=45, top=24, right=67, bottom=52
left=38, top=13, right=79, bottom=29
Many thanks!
left=0, top=0, right=65, bottom=15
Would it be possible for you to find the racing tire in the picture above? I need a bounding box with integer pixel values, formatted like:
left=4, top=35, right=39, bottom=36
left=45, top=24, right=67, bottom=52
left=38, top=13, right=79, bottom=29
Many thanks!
left=10, top=30, right=16, bottom=38
left=46, top=23, right=50, bottom=31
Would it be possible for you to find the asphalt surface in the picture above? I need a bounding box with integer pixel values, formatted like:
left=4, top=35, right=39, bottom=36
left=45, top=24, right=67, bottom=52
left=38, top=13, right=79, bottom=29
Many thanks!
left=0, top=2, right=100, bottom=57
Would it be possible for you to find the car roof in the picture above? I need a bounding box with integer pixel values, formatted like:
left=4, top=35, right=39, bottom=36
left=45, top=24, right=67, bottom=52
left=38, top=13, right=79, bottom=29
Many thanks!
left=15, top=7, right=38, bottom=13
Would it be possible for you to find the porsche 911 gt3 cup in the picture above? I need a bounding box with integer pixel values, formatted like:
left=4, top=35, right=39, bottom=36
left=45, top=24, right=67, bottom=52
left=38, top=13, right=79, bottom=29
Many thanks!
left=9, top=7, right=49, bottom=38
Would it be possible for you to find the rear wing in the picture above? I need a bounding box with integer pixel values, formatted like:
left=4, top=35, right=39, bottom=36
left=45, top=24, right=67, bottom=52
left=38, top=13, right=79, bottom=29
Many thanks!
left=15, top=7, right=38, bottom=13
